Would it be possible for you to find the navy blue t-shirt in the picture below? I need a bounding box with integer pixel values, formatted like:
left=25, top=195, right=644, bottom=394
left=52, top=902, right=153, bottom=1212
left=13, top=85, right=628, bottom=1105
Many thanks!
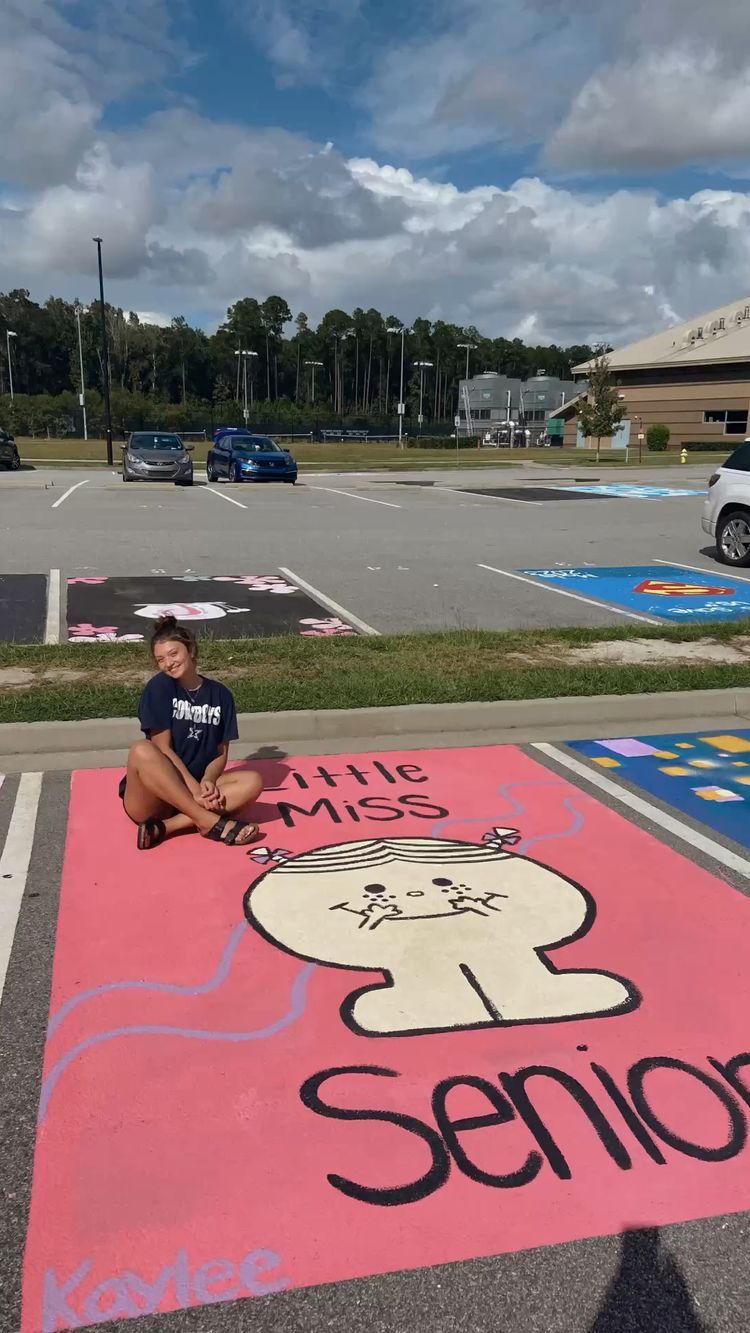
left=138, top=673, right=239, bottom=781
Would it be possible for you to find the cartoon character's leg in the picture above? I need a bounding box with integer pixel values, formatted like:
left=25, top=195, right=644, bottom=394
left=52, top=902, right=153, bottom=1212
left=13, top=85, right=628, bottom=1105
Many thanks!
left=470, top=952, right=633, bottom=1023
left=349, top=963, right=494, bottom=1035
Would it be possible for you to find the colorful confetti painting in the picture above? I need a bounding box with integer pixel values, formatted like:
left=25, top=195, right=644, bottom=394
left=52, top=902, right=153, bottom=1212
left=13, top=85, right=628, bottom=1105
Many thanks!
left=569, top=731, right=750, bottom=849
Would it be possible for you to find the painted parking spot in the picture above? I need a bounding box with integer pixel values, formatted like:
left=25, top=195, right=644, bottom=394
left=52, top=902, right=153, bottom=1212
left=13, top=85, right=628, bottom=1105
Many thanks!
left=569, top=730, right=750, bottom=851
left=0, top=575, right=48, bottom=643
left=560, top=485, right=703, bottom=499
left=454, top=487, right=609, bottom=502
left=22, top=745, right=750, bottom=1330
left=519, top=564, right=750, bottom=621
left=65, top=575, right=359, bottom=642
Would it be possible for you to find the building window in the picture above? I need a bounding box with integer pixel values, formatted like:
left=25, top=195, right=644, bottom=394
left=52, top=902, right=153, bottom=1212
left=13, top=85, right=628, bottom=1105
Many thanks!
left=704, top=408, right=749, bottom=434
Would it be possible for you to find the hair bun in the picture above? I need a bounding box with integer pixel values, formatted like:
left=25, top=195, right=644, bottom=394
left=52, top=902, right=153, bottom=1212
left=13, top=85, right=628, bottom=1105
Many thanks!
left=153, top=613, right=178, bottom=634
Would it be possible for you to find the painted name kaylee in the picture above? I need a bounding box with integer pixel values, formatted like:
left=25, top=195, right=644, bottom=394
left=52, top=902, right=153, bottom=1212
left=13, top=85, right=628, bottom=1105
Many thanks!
left=42, top=1245, right=289, bottom=1331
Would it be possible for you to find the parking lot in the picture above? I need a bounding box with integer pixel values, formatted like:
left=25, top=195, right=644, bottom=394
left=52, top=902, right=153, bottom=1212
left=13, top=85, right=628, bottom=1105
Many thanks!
left=6, top=460, right=750, bottom=1333
left=0, top=461, right=733, bottom=642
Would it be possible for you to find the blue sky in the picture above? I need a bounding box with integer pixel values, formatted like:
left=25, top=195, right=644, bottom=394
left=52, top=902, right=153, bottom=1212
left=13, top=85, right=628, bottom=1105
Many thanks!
left=3, top=0, right=750, bottom=343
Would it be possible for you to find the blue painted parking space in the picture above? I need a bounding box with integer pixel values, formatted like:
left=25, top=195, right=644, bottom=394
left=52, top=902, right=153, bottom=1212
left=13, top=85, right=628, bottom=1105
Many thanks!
left=560, top=484, right=703, bottom=499
left=569, top=730, right=750, bottom=851
left=519, top=564, right=750, bottom=621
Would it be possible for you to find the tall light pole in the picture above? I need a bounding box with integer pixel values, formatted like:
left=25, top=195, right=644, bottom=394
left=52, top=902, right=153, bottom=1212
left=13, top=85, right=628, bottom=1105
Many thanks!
left=235, top=350, right=258, bottom=422
left=5, top=330, right=17, bottom=402
left=247, top=349, right=258, bottom=407
left=386, top=325, right=409, bottom=449
left=415, top=360, right=433, bottom=435
left=456, top=343, right=475, bottom=440
left=341, top=328, right=358, bottom=412
left=74, top=304, right=88, bottom=440
left=304, top=360, right=323, bottom=405
left=92, top=237, right=113, bottom=465
left=457, top=342, right=475, bottom=383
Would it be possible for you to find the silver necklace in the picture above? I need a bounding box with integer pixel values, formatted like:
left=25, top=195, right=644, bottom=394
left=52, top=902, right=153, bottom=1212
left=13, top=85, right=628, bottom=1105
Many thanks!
left=184, top=677, right=203, bottom=694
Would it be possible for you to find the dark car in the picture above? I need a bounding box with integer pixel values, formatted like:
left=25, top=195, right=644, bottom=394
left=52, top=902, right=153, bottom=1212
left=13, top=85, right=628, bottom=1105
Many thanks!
left=0, top=429, right=20, bottom=471
left=206, top=433, right=297, bottom=484
left=121, top=431, right=194, bottom=485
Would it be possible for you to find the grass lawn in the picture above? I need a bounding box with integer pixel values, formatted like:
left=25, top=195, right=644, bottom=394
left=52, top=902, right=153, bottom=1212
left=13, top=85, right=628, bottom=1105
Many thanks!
left=15, top=437, right=725, bottom=471
left=2, top=621, right=749, bottom=724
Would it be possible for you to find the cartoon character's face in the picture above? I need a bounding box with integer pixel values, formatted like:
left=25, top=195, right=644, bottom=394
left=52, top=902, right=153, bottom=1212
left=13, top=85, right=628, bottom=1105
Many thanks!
left=248, top=840, right=590, bottom=970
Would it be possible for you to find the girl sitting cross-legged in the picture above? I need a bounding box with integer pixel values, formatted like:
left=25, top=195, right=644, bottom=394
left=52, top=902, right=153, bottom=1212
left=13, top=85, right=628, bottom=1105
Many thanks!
left=119, top=614, right=262, bottom=851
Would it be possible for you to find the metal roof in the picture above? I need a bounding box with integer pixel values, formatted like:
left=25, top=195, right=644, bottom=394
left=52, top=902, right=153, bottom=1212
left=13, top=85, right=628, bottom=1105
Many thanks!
left=574, top=297, right=750, bottom=374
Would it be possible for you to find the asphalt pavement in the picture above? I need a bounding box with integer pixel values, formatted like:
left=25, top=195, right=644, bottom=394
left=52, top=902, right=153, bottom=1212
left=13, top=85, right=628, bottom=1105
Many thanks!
left=2, top=727, right=750, bottom=1333
left=0, top=461, right=720, bottom=636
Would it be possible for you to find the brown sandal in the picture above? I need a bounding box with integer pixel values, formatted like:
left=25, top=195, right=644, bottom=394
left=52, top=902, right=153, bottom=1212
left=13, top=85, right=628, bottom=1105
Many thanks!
left=203, top=816, right=259, bottom=847
left=137, top=818, right=167, bottom=850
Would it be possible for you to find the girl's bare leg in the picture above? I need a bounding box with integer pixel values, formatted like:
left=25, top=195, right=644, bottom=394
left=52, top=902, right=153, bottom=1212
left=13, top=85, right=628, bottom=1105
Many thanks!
left=161, top=769, right=263, bottom=839
left=122, top=741, right=218, bottom=834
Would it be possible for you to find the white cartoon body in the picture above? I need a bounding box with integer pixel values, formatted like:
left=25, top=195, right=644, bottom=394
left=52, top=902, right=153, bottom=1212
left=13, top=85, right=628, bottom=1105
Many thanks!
left=246, top=833, right=635, bottom=1036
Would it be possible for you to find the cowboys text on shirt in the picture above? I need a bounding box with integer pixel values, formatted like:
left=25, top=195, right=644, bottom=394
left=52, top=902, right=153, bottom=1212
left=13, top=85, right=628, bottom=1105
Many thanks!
left=172, top=698, right=223, bottom=726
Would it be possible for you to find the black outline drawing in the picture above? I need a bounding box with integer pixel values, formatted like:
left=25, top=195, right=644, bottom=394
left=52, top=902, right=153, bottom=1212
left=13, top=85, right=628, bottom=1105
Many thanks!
left=243, top=835, right=641, bottom=1039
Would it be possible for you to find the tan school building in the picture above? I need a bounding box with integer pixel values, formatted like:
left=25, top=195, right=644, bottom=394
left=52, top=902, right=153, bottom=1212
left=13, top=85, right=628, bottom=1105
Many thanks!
left=550, top=296, right=750, bottom=451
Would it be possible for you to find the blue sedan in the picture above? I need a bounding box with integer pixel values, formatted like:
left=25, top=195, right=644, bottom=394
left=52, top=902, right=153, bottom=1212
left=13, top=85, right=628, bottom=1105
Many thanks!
left=206, top=433, right=298, bottom=484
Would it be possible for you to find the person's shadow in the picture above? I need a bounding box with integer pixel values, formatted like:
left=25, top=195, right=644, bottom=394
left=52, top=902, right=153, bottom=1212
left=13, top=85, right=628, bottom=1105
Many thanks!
left=590, top=1227, right=707, bottom=1332
left=237, top=745, right=292, bottom=828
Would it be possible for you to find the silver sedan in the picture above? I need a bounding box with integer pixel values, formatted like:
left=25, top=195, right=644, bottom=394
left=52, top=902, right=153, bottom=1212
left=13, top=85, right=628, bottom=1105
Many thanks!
left=121, top=432, right=194, bottom=485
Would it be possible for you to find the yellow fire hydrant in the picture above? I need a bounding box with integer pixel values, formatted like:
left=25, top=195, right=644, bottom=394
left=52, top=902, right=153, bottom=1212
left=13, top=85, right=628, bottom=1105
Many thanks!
left=680, top=448, right=688, bottom=464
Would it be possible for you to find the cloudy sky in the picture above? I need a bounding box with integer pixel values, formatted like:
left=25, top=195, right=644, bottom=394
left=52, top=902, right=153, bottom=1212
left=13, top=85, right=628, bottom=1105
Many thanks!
left=2, top=0, right=750, bottom=345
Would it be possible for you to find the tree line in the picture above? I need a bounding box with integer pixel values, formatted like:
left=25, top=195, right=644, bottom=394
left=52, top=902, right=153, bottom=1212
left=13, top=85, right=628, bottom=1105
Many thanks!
left=0, top=288, right=594, bottom=434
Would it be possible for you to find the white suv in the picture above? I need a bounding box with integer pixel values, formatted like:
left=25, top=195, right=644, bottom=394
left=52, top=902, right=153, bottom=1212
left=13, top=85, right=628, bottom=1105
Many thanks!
left=702, top=440, right=750, bottom=566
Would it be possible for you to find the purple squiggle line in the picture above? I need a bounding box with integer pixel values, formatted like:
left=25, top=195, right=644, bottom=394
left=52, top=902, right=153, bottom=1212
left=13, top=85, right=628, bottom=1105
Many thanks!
left=38, top=962, right=315, bottom=1126
left=48, top=921, right=249, bottom=1038
left=517, top=796, right=584, bottom=855
left=431, top=781, right=586, bottom=854
left=431, top=779, right=566, bottom=839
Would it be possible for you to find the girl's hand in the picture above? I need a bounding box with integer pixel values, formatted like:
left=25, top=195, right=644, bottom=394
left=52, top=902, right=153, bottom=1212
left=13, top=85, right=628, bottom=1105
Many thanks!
left=199, top=779, right=224, bottom=811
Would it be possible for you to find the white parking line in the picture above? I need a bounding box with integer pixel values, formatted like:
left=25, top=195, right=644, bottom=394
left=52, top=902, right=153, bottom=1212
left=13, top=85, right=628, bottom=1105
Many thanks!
left=0, top=772, right=43, bottom=998
left=51, top=479, right=89, bottom=509
left=477, top=564, right=662, bottom=625
left=308, top=486, right=401, bottom=509
left=652, top=557, right=750, bottom=586
left=533, top=743, right=750, bottom=879
left=45, top=568, right=60, bottom=644
left=441, top=488, right=544, bottom=506
left=203, top=486, right=248, bottom=510
left=279, top=566, right=380, bottom=635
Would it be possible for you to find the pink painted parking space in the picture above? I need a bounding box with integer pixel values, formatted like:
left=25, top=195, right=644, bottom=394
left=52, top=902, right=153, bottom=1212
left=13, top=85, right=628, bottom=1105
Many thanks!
left=22, top=746, right=750, bottom=1331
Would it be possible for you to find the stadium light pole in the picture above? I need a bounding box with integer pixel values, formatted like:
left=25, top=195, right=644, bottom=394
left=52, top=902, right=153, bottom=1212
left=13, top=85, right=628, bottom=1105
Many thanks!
left=246, top=349, right=258, bottom=407
left=386, top=325, right=409, bottom=448
left=93, top=237, right=113, bottom=465
left=235, top=350, right=257, bottom=421
left=305, top=360, right=323, bottom=405
left=74, top=303, right=88, bottom=440
left=341, top=328, right=357, bottom=412
left=457, top=341, right=476, bottom=383
left=6, top=330, right=17, bottom=402
left=415, top=360, right=433, bottom=436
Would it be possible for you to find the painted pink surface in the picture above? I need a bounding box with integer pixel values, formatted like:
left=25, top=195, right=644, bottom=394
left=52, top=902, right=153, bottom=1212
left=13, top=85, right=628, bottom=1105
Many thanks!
left=22, top=746, right=750, bottom=1332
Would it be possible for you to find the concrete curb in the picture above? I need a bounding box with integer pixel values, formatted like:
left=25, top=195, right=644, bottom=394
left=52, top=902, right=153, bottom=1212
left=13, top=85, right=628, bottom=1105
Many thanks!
left=3, top=687, right=750, bottom=758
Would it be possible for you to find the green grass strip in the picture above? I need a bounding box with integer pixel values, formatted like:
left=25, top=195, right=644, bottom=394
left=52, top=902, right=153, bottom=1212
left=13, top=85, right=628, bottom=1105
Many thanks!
left=2, top=624, right=749, bottom=724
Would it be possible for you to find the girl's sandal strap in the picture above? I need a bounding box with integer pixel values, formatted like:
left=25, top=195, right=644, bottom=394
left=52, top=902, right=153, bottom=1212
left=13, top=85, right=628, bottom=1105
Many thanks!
left=137, top=818, right=166, bottom=850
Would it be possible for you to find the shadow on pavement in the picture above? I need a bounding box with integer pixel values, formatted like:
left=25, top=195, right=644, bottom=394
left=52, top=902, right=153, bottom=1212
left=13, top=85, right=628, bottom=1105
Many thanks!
left=590, top=1228, right=706, bottom=1333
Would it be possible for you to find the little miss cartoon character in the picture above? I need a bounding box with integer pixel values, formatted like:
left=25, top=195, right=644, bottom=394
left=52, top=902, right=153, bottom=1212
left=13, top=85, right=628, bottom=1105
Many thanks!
left=245, top=830, right=637, bottom=1036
